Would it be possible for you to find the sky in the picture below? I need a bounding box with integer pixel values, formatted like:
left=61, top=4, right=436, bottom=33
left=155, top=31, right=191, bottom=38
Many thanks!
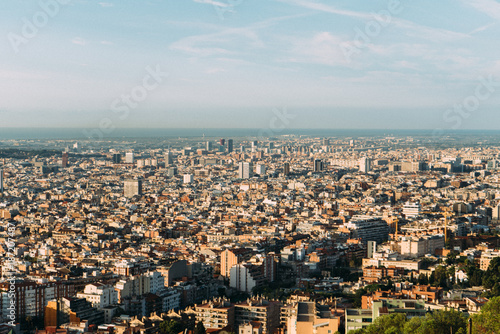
left=1, top=0, right=500, bottom=130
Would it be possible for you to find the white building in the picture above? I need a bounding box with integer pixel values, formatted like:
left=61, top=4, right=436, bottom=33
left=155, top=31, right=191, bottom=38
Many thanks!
left=359, top=157, right=371, bottom=173
left=403, top=202, right=422, bottom=218
left=239, top=162, right=253, bottom=179
left=256, top=164, right=266, bottom=175
left=125, top=152, right=134, bottom=164
left=183, top=174, right=194, bottom=184
left=77, top=283, right=118, bottom=309
left=230, top=264, right=264, bottom=293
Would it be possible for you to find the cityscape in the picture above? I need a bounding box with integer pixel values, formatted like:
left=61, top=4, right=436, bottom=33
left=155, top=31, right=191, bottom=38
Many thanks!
left=2, top=0, right=500, bottom=333
left=1, top=132, right=500, bottom=334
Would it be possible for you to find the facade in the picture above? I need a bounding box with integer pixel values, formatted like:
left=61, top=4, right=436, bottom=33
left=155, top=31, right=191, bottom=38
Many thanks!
left=76, top=283, right=118, bottom=309
left=221, top=249, right=251, bottom=278
left=45, top=297, right=105, bottom=327
left=400, top=235, right=445, bottom=258
left=229, top=264, right=265, bottom=293
left=239, top=162, right=253, bottom=179
left=234, top=298, right=280, bottom=334
left=402, top=202, right=422, bottom=218
left=195, top=299, right=235, bottom=330
left=124, top=179, right=142, bottom=198
left=256, top=164, right=266, bottom=175
left=184, top=174, right=194, bottom=183
left=125, top=152, right=134, bottom=164
left=287, top=302, right=340, bottom=334
left=339, top=216, right=390, bottom=244
left=359, top=157, right=371, bottom=173
left=313, top=159, right=323, bottom=172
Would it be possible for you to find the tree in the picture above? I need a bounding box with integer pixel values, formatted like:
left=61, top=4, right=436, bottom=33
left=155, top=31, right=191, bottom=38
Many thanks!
left=194, top=321, right=206, bottom=334
left=472, top=296, right=500, bottom=334
left=364, top=313, right=406, bottom=334
left=403, top=309, right=467, bottom=334
left=159, top=320, right=184, bottom=334
left=418, top=273, right=429, bottom=285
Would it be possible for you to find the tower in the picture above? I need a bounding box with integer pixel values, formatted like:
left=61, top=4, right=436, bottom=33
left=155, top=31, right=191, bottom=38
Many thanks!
left=165, top=151, right=173, bottom=166
left=238, top=162, right=253, bottom=179
left=284, top=163, right=290, bottom=176
left=61, top=151, right=69, bottom=168
left=125, top=152, right=134, bottom=164
left=0, top=169, right=3, bottom=193
left=313, top=159, right=323, bottom=172
left=227, top=139, right=234, bottom=153
left=359, top=157, right=371, bottom=173
left=124, top=179, right=142, bottom=198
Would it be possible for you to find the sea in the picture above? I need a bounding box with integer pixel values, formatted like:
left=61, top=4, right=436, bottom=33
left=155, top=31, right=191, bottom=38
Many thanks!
left=0, top=128, right=498, bottom=141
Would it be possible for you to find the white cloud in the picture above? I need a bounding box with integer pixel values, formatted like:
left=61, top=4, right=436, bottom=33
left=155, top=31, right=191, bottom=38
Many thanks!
left=99, top=2, right=114, bottom=7
left=463, top=0, right=500, bottom=20
left=193, top=0, right=229, bottom=8
left=71, top=37, right=87, bottom=46
left=277, top=0, right=372, bottom=20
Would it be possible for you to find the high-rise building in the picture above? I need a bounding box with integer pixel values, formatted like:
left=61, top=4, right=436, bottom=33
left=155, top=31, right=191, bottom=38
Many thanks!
left=183, top=174, right=193, bottom=184
left=323, top=138, right=330, bottom=146
left=284, top=163, right=290, bottom=176
left=256, top=164, right=266, bottom=175
left=221, top=248, right=252, bottom=278
left=359, top=157, right=371, bottom=173
left=367, top=241, right=377, bottom=259
left=165, top=151, right=173, bottom=166
left=167, top=167, right=177, bottom=177
left=206, top=141, right=213, bottom=151
left=220, top=138, right=225, bottom=146
left=238, top=162, right=253, bottom=179
left=112, top=153, right=121, bottom=164
left=0, top=169, right=3, bottom=193
left=313, top=159, right=323, bottom=172
left=61, top=151, right=69, bottom=168
left=227, top=139, right=233, bottom=153
left=125, top=152, right=134, bottom=164
left=124, top=179, right=142, bottom=198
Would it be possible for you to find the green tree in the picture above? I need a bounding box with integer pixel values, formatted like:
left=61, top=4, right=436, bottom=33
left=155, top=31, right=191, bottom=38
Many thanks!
left=471, top=296, right=500, bottom=334
left=365, top=313, right=406, bottom=334
left=403, top=309, right=467, bottom=334
left=194, top=321, right=206, bottom=334
left=159, top=320, right=184, bottom=334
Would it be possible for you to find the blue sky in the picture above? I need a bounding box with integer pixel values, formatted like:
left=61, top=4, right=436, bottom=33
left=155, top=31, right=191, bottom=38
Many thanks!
left=1, top=0, right=500, bottom=129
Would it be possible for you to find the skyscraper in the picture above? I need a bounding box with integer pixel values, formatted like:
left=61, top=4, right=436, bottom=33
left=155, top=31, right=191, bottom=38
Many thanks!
left=165, top=151, right=173, bottom=166
left=227, top=139, right=234, bottom=153
left=183, top=174, right=193, bottom=184
left=0, top=169, right=3, bottom=193
left=61, top=151, right=69, bottom=168
left=313, top=159, right=323, bottom=173
left=220, top=138, right=226, bottom=146
left=125, top=152, right=134, bottom=164
left=256, top=164, right=266, bottom=175
left=284, top=163, right=290, bottom=176
left=238, top=162, right=253, bottom=179
left=112, top=153, right=121, bottom=164
left=359, top=157, right=371, bottom=173
left=124, top=179, right=142, bottom=198
left=206, top=141, right=213, bottom=151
